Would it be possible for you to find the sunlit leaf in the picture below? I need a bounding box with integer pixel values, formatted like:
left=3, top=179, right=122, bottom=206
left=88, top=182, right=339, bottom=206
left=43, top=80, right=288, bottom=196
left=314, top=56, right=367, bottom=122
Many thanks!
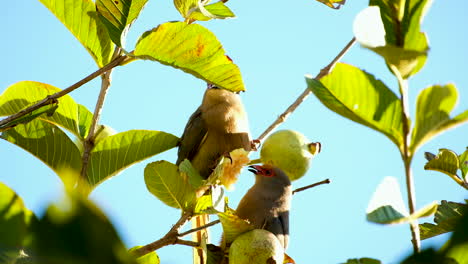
left=87, top=130, right=179, bottom=187
left=178, top=159, right=204, bottom=191
left=96, top=0, right=148, bottom=47
left=173, top=0, right=198, bottom=18
left=134, top=21, right=245, bottom=92
left=411, top=84, right=460, bottom=154
left=31, top=193, right=137, bottom=264
left=218, top=211, right=254, bottom=245
left=424, top=149, right=460, bottom=180
left=0, top=81, right=92, bottom=139
left=368, top=202, right=438, bottom=225
left=188, top=2, right=235, bottom=21
left=366, top=176, right=438, bottom=225
left=420, top=201, right=468, bottom=240
left=341, top=258, right=382, bottom=264
left=366, top=0, right=432, bottom=78
left=194, top=186, right=225, bottom=215
left=39, top=0, right=114, bottom=67
left=0, top=182, right=36, bottom=264
left=129, top=246, right=160, bottom=264
left=315, top=0, right=346, bottom=9
left=460, top=148, right=468, bottom=180
left=1, top=120, right=82, bottom=178
left=309, top=63, right=404, bottom=151
left=144, top=161, right=197, bottom=210
left=371, top=44, right=427, bottom=79
left=0, top=103, right=58, bottom=132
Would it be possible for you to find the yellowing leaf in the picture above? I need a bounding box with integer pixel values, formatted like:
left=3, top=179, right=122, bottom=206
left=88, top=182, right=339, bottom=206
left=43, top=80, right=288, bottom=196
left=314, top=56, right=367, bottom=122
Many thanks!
left=134, top=22, right=245, bottom=92
left=316, top=0, right=346, bottom=9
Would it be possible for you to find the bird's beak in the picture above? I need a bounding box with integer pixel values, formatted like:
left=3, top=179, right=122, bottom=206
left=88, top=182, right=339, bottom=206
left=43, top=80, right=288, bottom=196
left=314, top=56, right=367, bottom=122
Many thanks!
left=248, top=165, right=262, bottom=174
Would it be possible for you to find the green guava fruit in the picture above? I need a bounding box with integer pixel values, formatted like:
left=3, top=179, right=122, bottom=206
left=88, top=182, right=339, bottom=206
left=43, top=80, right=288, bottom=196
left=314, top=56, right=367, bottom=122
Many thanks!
left=260, top=130, right=320, bottom=181
left=229, top=229, right=284, bottom=264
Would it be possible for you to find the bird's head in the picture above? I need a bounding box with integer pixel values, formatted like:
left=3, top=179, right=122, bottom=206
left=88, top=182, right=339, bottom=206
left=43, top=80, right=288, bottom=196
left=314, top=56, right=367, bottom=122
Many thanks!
left=248, top=164, right=291, bottom=187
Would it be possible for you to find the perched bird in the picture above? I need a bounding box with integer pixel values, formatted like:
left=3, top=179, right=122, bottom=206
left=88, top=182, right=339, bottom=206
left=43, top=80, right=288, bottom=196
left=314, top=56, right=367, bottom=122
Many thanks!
left=236, top=164, right=292, bottom=248
left=177, top=85, right=252, bottom=264
left=177, top=85, right=252, bottom=178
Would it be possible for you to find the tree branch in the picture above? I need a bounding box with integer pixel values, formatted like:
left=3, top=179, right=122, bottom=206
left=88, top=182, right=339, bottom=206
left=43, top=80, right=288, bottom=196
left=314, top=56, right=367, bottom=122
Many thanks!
left=0, top=54, right=127, bottom=128
left=292, top=178, right=331, bottom=194
left=179, top=220, right=221, bottom=237
left=392, top=65, right=420, bottom=252
left=132, top=212, right=192, bottom=257
left=256, top=37, right=356, bottom=142
left=80, top=47, right=122, bottom=179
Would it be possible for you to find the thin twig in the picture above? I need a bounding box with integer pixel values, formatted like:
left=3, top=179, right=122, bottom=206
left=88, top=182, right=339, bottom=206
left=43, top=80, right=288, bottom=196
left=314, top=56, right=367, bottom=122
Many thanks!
left=256, top=37, right=356, bottom=142
left=132, top=212, right=192, bottom=257
left=175, top=239, right=200, bottom=248
left=292, top=178, right=331, bottom=194
left=80, top=47, right=122, bottom=179
left=179, top=220, right=221, bottom=237
left=0, top=55, right=127, bottom=128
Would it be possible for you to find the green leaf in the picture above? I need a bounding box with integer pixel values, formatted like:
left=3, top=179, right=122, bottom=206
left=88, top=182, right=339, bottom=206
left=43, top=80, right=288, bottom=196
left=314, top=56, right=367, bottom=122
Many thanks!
left=129, top=246, right=160, bottom=264
left=0, top=103, right=58, bottom=132
left=188, top=2, right=236, bottom=21
left=1, top=120, right=82, bottom=177
left=134, top=21, right=245, bottom=92
left=39, top=0, right=114, bottom=67
left=340, top=258, right=382, bottom=264
left=31, top=193, right=137, bottom=264
left=366, top=177, right=437, bottom=224
left=144, top=161, right=197, bottom=210
left=424, top=149, right=461, bottom=183
left=309, top=63, right=404, bottom=150
left=194, top=186, right=225, bottom=215
left=366, top=0, right=432, bottom=78
left=410, top=84, right=460, bottom=154
left=218, top=211, right=254, bottom=245
left=178, top=159, right=204, bottom=190
left=401, top=248, right=458, bottom=264
left=370, top=44, right=428, bottom=79
left=96, top=0, right=148, bottom=47
left=460, top=148, right=468, bottom=180
left=0, top=81, right=93, bottom=139
left=0, top=182, right=36, bottom=263
left=173, top=0, right=197, bottom=18
left=420, top=201, right=468, bottom=240
left=87, top=130, right=179, bottom=187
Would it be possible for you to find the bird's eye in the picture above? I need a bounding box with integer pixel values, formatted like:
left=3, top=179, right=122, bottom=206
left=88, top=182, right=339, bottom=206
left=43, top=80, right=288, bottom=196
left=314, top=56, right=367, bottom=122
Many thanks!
left=264, top=169, right=273, bottom=177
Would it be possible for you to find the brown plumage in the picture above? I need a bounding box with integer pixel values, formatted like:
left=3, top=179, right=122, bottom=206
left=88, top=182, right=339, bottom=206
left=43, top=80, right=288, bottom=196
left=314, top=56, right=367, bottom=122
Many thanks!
left=177, top=86, right=252, bottom=178
left=177, top=85, right=251, bottom=264
left=236, top=165, right=292, bottom=248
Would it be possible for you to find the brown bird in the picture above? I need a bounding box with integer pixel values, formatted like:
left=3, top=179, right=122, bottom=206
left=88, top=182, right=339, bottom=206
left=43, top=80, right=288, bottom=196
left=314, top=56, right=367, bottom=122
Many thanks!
left=177, top=85, right=252, bottom=178
left=177, top=85, right=252, bottom=264
left=236, top=164, right=292, bottom=248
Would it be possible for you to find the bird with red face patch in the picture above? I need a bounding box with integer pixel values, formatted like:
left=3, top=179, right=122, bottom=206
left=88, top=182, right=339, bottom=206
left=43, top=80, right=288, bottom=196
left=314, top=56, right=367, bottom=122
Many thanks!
left=236, top=164, right=292, bottom=249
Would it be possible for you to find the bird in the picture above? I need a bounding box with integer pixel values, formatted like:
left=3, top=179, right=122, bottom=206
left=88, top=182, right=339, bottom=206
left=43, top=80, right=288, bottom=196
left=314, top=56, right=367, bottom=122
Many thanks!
left=177, top=84, right=252, bottom=177
left=235, top=164, right=292, bottom=249
left=177, top=84, right=252, bottom=264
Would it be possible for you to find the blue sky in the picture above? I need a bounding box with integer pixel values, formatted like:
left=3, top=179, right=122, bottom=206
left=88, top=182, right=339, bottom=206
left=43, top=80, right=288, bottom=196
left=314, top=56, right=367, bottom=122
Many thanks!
left=2, top=0, right=468, bottom=263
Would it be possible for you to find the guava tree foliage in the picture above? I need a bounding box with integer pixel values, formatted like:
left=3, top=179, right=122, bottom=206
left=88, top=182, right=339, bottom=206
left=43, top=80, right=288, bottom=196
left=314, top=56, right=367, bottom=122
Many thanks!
left=0, top=0, right=467, bottom=264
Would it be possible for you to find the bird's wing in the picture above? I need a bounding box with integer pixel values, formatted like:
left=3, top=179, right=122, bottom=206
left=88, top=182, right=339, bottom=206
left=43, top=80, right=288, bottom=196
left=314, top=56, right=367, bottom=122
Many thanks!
left=264, top=211, right=289, bottom=248
left=176, top=107, right=208, bottom=165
